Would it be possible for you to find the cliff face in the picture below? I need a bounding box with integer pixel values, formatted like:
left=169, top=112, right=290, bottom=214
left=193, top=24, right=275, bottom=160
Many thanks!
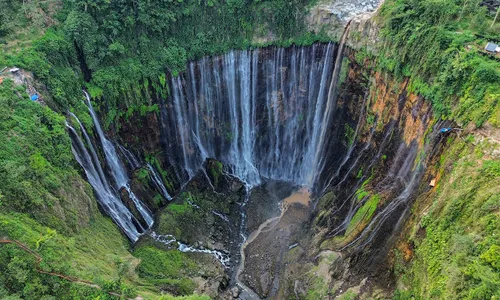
left=108, top=41, right=449, bottom=298
left=391, top=128, right=500, bottom=299
left=307, top=50, right=443, bottom=296
left=228, top=47, right=450, bottom=298
left=301, top=13, right=500, bottom=299
left=306, top=0, right=383, bottom=42
left=3, top=0, right=498, bottom=298
left=27, top=1, right=495, bottom=297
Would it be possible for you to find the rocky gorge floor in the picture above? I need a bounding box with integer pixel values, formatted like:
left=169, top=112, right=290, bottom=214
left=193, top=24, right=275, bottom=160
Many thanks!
left=239, top=187, right=312, bottom=299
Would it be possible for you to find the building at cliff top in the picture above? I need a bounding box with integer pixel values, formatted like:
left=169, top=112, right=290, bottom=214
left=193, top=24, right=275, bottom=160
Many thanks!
left=485, top=42, right=500, bottom=53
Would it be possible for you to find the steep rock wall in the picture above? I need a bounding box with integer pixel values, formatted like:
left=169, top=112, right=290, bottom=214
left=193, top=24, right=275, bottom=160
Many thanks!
left=107, top=43, right=451, bottom=299
left=306, top=0, right=382, bottom=41
left=222, top=47, right=451, bottom=298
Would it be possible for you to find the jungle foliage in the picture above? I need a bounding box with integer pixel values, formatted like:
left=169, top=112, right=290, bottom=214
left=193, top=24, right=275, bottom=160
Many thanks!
left=0, top=213, right=140, bottom=299
left=377, top=0, right=500, bottom=127
left=0, top=0, right=319, bottom=298
left=393, top=138, right=500, bottom=299
left=1, top=0, right=321, bottom=125
left=1, top=0, right=500, bottom=299
left=0, top=79, right=78, bottom=230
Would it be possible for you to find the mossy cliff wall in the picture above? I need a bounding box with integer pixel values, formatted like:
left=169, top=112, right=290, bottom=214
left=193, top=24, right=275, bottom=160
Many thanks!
left=108, top=41, right=448, bottom=299
left=250, top=44, right=448, bottom=298
left=61, top=10, right=500, bottom=297
left=1, top=0, right=498, bottom=298
left=283, top=5, right=500, bottom=297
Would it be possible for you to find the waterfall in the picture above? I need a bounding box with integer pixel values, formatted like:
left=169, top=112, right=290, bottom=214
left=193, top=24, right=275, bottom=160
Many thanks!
left=118, top=144, right=141, bottom=170
left=147, top=163, right=172, bottom=201
left=83, top=91, right=154, bottom=228
left=67, top=93, right=156, bottom=240
left=118, top=144, right=173, bottom=202
left=161, top=43, right=338, bottom=187
left=84, top=91, right=128, bottom=187
left=312, top=22, right=351, bottom=186
left=66, top=122, right=142, bottom=241
left=68, top=43, right=345, bottom=240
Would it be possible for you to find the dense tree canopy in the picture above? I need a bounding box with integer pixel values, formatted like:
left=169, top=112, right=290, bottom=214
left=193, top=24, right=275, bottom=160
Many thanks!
left=377, top=0, right=500, bottom=126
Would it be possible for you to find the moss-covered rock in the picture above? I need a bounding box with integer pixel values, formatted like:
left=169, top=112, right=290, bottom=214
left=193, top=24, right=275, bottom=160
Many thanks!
left=393, top=136, right=500, bottom=299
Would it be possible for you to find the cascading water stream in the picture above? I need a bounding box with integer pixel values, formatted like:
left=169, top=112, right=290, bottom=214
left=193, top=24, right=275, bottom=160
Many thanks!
left=66, top=122, right=142, bottom=241
left=67, top=93, right=162, bottom=241
left=158, top=44, right=345, bottom=297
left=161, top=43, right=338, bottom=188
left=83, top=91, right=154, bottom=228
left=151, top=232, right=230, bottom=267
left=119, top=144, right=173, bottom=202
left=147, top=164, right=172, bottom=201
left=125, top=185, right=154, bottom=227
left=118, top=144, right=141, bottom=170
left=84, top=91, right=128, bottom=187
left=312, top=21, right=352, bottom=186
left=63, top=37, right=436, bottom=299
left=69, top=92, right=179, bottom=240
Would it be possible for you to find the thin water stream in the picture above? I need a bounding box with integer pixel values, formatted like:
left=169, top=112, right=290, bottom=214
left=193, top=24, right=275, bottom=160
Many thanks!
left=151, top=232, right=231, bottom=268
left=235, top=187, right=311, bottom=299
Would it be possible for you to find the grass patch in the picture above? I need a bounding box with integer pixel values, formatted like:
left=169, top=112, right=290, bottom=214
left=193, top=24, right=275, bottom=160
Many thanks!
left=134, top=246, right=199, bottom=296
left=396, top=138, right=500, bottom=299
left=0, top=212, right=148, bottom=298
left=305, top=276, right=328, bottom=300
left=345, top=194, right=381, bottom=237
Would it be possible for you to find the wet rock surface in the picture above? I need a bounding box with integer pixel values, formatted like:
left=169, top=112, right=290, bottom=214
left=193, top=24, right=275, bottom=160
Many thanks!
left=113, top=30, right=449, bottom=298
left=243, top=181, right=296, bottom=235
left=240, top=188, right=312, bottom=299
left=307, top=0, right=382, bottom=39
left=154, top=158, right=246, bottom=267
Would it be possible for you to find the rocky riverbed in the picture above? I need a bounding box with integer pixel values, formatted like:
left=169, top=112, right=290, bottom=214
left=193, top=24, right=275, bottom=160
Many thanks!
left=238, top=187, right=312, bottom=299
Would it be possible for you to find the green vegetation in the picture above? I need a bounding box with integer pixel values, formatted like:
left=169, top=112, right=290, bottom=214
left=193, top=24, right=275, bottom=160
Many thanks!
left=345, top=194, right=380, bottom=236
left=137, top=173, right=241, bottom=296
left=1, top=0, right=500, bottom=298
left=305, top=276, right=328, bottom=300
left=313, top=192, right=336, bottom=227
left=0, top=57, right=146, bottom=299
left=338, top=57, right=351, bottom=85
left=158, top=296, right=210, bottom=300
left=137, top=167, right=151, bottom=184
left=354, top=176, right=373, bottom=201
left=366, top=112, right=375, bottom=126
left=157, top=180, right=240, bottom=245
left=0, top=78, right=82, bottom=233
left=0, top=40, right=206, bottom=300
left=376, top=0, right=500, bottom=127
left=394, top=137, right=500, bottom=299
left=166, top=200, right=193, bottom=217
left=0, top=213, right=140, bottom=299
left=344, top=124, right=356, bottom=146
left=1, top=0, right=325, bottom=127
left=1, top=211, right=213, bottom=298
left=300, top=251, right=339, bottom=299
left=355, top=184, right=370, bottom=201
left=356, top=167, right=363, bottom=179
left=134, top=246, right=198, bottom=295
left=319, top=174, right=380, bottom=250
left=338, top=290, right=357, bottom=300
left=146, top=155, right=175, bottom=191
left=209, top=160, right=224, bottom=186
